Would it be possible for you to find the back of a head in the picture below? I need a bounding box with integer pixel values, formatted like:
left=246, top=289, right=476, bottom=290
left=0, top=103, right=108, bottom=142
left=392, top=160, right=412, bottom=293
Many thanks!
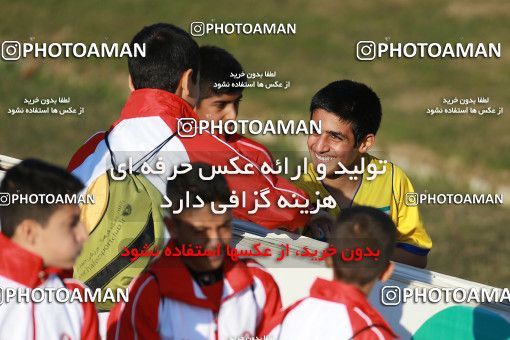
left=0, top=159, right=84, bottom=237
left=310, top=80, right=382, bottom=146
left=198, top=45, right=246, bottom=101
left=128, top=23, right=199, bottom=93
left=165, top=162, right=230, bottom=214
left=329, top=206, right=396, bottom=286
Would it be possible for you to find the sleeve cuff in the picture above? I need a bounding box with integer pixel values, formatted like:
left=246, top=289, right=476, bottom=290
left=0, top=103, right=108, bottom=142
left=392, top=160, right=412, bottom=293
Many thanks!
left=396, top=242, right=430, bottom=256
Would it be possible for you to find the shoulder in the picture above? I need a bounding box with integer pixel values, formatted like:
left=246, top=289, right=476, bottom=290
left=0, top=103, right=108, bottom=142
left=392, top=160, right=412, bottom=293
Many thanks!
left=110, top=272, right=161, bottom=319
left=63, top=277, right=89, bottom=292
left=347, top=305, right=397, bottom=339
left=259, top=297, right=307, bottom=335
left=68, top=131, right=106, bottom=172
left=131, top=270, right=158, bottom=289
left=390, top=162, right=411, bottom=182
left=229, top=134, right=274, bottom=165
left=243, top=259, right=277, bottom=286
left=231, top=134, right=271, bottom=152
left=351, top=324, right=396, bottom=339
left=363, top=154, right=410, bottom=189
left=367, top=154, right=410, bottom=184
left=295, top=163, right=324, bottom=199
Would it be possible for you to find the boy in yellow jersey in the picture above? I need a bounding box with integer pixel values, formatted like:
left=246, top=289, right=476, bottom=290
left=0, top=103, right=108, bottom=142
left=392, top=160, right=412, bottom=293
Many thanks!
left=297, top=80, right=432, bottom=268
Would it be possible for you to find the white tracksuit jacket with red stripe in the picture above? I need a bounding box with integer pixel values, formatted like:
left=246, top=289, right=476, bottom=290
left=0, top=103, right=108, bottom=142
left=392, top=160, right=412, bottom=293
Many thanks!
left=67, top=89, right=310, bottom=230
left=107, top=255, right=281, bottom=340
left=262, top=278, right=397, bottom=340
left=0, top=234, right=99, bottom=340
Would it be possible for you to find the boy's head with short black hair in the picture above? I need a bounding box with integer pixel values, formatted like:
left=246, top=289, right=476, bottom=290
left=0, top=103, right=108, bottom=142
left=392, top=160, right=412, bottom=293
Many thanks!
left=128, top=23, right=200, bottom=107
left=327, top=206, right=396, bottom=293
left=307, top=80, right=382, bottom=177
left=195, top=45, right=245, bottom=123
left=310, top=80, right=382, bottom=146
left=0, top=159, right=88, bottom=269
left=164, top=162, right=232, bottom=273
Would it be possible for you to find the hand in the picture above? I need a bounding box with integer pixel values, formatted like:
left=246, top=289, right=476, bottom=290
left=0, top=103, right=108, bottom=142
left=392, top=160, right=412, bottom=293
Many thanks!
left=303, top=211, right=334, bottom=242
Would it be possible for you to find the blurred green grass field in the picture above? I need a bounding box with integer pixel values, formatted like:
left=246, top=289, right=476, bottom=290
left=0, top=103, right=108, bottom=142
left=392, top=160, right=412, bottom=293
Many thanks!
left=1, top=0, right=509, bottom=287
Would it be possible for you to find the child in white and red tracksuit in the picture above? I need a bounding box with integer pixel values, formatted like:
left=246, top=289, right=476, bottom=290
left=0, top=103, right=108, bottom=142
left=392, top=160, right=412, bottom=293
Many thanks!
left=261, top=206, right=399, bottom=340
left=0, top=159, right=98, bottom=339
left=107, top=162, right=282, bottom=340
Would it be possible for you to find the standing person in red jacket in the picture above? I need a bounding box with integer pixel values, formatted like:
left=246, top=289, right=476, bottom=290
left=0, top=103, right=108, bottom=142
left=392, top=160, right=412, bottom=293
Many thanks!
left=195, top=45, right=308, bottom=218
left=107, top=163, right=282, bottom=339
left=68, top=23, right=310, bottom=230
left=261, top=206, right=398, bottom=339
left=195, top=45, right=273, bottom=166
left=0, top=159, right=99, bottom=339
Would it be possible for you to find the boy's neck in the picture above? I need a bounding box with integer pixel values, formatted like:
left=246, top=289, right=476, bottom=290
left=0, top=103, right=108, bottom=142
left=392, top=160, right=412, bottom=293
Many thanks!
left=334, top=274, right=375, bottom=296
left=187, top=265, right=224, bottom=286
left=8, top=234, right=48, bottom=268
left=323, top=171, right=362, bottom=191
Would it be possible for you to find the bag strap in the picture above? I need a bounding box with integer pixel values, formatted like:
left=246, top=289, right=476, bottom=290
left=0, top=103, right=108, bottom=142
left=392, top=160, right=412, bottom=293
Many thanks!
left=104, top=130, right=178, bottom=172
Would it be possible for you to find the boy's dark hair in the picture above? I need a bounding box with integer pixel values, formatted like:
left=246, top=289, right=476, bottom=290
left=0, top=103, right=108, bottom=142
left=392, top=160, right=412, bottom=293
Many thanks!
left=198, top=45, right=246, bottom=102
left=165, top=162, right=230, bottom=215
left=310, top=80, right=382, bottom=146
left=128, top=23, right=199, bottom=93
left=0, top=159, right=84, bottom=237
left=329, top=206, right=396, bottom=286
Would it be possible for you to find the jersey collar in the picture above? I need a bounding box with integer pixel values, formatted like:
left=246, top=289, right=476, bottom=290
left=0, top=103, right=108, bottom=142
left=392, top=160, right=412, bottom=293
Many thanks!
left=149, top=241, right=254, bottom=312
left=117, top=88, right=198, bottom=121
left=0, top=233, right=68, bottom=288
left=310, top=278, right=396, bottom=337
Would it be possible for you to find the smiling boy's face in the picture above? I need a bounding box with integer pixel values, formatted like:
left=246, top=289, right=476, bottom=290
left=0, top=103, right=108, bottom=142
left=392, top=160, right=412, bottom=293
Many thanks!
left=195, top=92, right=243, bottom=123
left=307, top=108, right=361, bottom=177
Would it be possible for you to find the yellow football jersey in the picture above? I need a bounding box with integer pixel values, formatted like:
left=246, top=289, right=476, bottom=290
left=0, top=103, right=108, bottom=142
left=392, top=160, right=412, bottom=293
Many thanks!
left=296, top=154, right=432, bottom=255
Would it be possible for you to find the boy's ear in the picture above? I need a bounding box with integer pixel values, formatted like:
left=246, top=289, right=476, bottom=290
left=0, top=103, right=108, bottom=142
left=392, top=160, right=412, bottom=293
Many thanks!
left=176, top=69, right=199, bottom=108
left=357, top=133, right=376, bottom=153
left=379, top=262, right=395, bottom=282
left=13, top=219, right=41, bottom=246
left=128, top=74, right=135, bottom=92
left=325, top=255, right=333, bottom=269
left=163, top=216, right=177, bottom=238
